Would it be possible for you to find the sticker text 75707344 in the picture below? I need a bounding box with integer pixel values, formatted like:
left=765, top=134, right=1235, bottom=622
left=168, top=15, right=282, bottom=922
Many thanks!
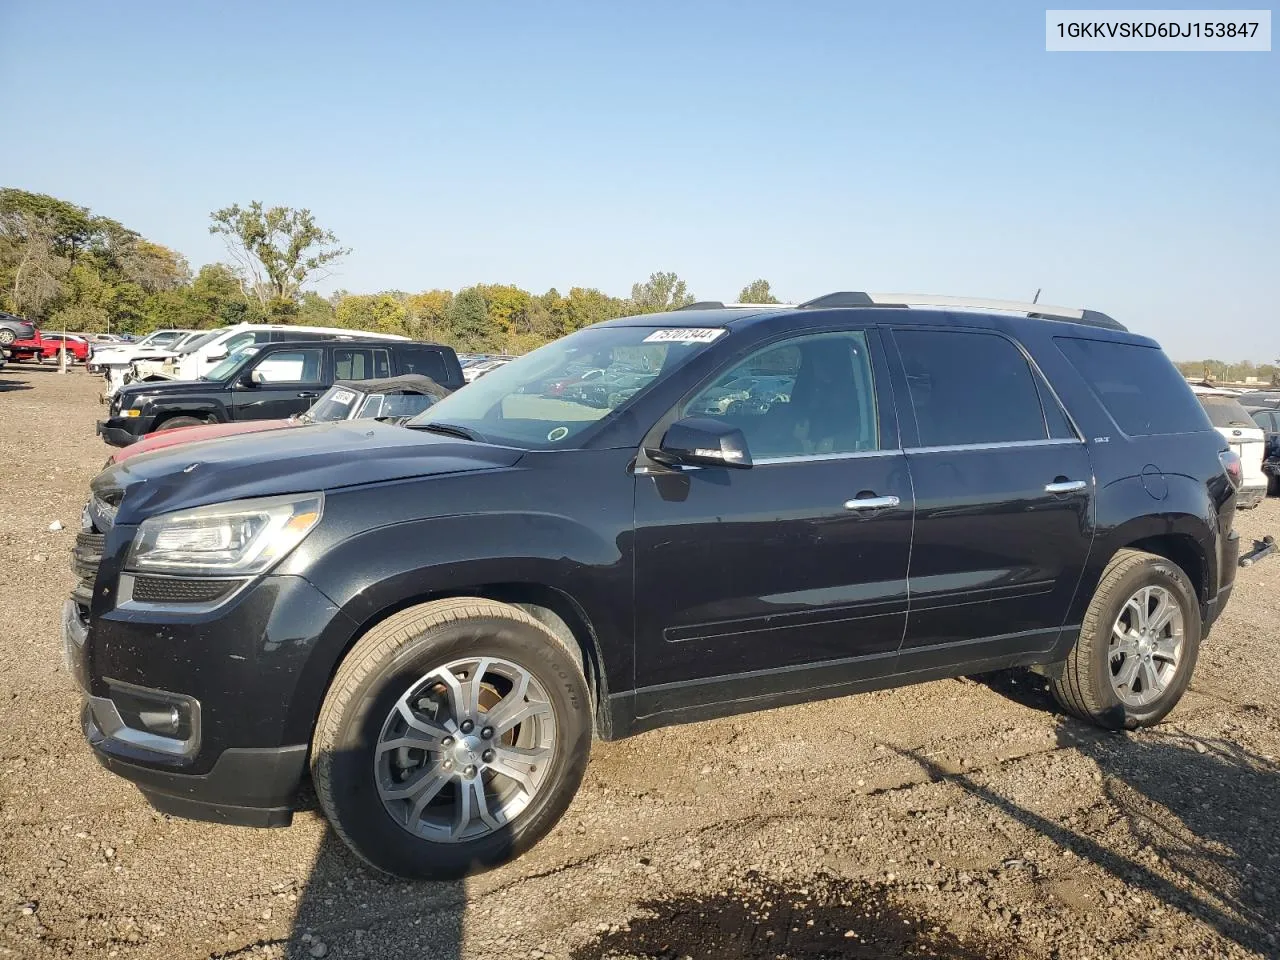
left=642, top=328, right=726, bottom=344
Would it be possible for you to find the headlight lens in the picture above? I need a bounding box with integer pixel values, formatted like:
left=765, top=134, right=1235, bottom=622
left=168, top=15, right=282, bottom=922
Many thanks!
left=126, top=493, right=323, bottom=577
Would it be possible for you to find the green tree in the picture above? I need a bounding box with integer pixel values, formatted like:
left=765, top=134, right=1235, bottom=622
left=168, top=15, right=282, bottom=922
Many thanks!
left=628, top=271, right=695, bottom=314
left=208, top=201, right=349, bottom=315
left=737, top=279, right=779, bottom=304
left=297, top=291, right=337, bottom=327
left=564, top=286, right=624, bottom=331
left=443, top=287, right=496, bottom=350
left=334, top=293, right=409, bottom=336
left=405, top=289, right=453, bottom=340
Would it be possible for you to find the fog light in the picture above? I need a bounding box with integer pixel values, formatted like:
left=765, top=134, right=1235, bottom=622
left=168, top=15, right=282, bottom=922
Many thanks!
left=138, top=705, right=181, bottom=735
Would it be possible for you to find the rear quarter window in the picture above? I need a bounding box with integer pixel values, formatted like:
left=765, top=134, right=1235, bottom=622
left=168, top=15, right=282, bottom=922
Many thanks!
left=1055, top=337, right=1211, bottom=437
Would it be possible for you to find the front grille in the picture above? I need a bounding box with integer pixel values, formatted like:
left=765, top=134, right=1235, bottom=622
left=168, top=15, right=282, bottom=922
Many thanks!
left=131, top=576, right=240, bottom=605
left=71, top=531, right=106, bottom=605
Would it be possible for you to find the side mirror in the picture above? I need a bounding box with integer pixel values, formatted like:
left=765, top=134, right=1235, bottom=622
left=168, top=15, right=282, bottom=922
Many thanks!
left=649, top=417, right=752, bottom=469
left=206, top=347, right=228, bottom=362
left=240, top=370, right=266, bottom=387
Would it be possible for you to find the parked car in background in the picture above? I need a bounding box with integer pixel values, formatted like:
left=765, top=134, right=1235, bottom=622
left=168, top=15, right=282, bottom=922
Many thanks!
left=105, top=374, right=452, bottom=465
left=68, top=292, right=1239, bottom=880
left=8, top=331, right=92, bottom=364
left=87, top=329, right=193, bottom=375
left=0, top=312, right=36, bottom=346
left=462, top=356, right=514, bottom=382
left=97, top=339, right=463, bottom=446
left=125, top=329, right=226, bottom=383
left=1244, top=405, right=1280, bottom=496
left=1191, top=385, right=1266, bottom=508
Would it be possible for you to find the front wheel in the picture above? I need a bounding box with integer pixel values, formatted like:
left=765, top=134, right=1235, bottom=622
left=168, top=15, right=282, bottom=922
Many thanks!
left=0, top=329, right=15, bottom=346
left=1050, top=549, right=1200, bottom=729
left=155, top=415, right=205, bottom=431
left=312, top=598, right=592, bottom=879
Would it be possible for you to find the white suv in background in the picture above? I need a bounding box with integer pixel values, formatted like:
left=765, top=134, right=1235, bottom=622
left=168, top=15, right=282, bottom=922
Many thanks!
left=1192, top=385, right=1267, bottom=508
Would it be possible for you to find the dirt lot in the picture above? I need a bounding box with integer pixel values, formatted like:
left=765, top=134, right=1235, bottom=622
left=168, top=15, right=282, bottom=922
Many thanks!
left=1, top=365, right=1277, bottom=960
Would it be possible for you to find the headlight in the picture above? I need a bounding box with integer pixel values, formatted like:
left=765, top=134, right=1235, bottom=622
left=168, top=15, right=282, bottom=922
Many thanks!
left=126, top=493, right=323, bottom=577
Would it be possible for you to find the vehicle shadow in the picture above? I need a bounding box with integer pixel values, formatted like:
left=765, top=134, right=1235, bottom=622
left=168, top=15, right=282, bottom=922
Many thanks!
left=281, top=753, right=477, bottom=960
left=0, top=374, right=33, bottom=392
left=900, top=692, right=1279, bottom=956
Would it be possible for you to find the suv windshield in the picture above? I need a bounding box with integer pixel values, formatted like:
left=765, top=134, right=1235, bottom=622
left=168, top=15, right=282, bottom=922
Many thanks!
left=407, top=325, right=725, bottom=448
left=1199, top=394, right=1258, bottom=429
left=204, top=346, right=260, bottom=382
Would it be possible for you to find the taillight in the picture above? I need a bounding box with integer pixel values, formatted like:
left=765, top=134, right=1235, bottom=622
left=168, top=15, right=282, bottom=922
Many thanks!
left=1220, top=450, right=1242, bottom=489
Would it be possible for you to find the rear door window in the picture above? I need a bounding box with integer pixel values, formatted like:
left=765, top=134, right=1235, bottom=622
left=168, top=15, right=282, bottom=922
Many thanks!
left=334, top=347, right=392, bottom=381
left=893, top=329, right=1048, bottom=447
left=1056, top=338, right=1210, bottom=436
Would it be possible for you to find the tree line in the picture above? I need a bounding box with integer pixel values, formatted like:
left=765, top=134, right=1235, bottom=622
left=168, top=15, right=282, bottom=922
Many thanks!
left=1174, top=359, right=1280, bottom=386
left=0, top=188, right=780, bottom=354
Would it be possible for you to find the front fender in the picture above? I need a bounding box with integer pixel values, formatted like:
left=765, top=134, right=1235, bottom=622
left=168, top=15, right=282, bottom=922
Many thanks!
left=280, top=508, right=634, bottom=746
left=145, top=397, right=228, bottom=423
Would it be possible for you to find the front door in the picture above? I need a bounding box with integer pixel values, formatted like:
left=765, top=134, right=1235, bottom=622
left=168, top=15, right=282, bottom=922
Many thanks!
left=889, top=327, right=1095, bottom=662
left=633, top=329, right=913, bottom=718
left=232, top=347, right=328, bottom=421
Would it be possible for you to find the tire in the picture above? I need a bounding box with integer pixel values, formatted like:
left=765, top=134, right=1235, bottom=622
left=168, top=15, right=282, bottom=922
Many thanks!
left=311, top=597, right=592, bottom=880
left=0, top=329, right=15, bottom=346
left=155, top=415, right=206, bottom=431
left=1050, top=549, right=1200, bottom=730
left=1268, top=473, right=1279, bottom=498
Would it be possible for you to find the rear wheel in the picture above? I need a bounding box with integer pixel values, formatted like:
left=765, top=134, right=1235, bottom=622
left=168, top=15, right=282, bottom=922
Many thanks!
left=312, top=598, right=592, bottom=879
left=1050, top=549, right=1200, bottom=730
left=0, top=329, right=15, bottom=346
left=155, top=415, right=205, bottom=431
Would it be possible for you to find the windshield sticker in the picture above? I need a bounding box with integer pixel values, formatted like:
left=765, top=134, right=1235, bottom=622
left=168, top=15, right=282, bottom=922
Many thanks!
left=331, top=389, right=356, bottom=405
left=643, top=328, right=726, bottom=344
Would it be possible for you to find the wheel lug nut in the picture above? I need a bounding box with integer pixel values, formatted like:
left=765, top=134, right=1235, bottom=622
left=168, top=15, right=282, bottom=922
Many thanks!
left=442, top=759, right=453, bottom=770
left=460, top=719, right=475, bottom=734
left=464, top=765, right=477, bottom=778
left=441, top=736, right=454, bottom=747
left=481, top=726, right=494, bottom=740
left=481, top=748, right=495, bottom=763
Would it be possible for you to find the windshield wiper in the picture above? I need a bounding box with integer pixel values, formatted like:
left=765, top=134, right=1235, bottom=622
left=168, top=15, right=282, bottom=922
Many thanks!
left=409, top=421, right=485, bottom=442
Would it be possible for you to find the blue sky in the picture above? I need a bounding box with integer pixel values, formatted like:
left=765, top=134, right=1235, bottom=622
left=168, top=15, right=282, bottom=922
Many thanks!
left=2, top=1, right=1275, bottom=358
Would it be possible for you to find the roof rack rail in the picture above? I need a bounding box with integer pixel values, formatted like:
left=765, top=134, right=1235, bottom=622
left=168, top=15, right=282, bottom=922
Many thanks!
left=675, top=301, right=787, bottom=311
left=796, top=292, right=1126, bottom=331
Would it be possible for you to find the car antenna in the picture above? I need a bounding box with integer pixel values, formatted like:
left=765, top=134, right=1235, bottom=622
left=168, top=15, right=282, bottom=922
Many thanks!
left=1031, top=288, right=1041, bottom=304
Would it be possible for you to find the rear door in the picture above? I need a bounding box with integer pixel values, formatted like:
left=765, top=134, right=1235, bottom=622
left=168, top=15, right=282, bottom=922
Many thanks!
left=230, top=346, right=327, bottom=420
left=889, top=327, right=1095, bottom=661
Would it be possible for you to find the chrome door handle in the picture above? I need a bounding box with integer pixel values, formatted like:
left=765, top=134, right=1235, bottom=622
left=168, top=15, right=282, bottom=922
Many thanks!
left=843, top=495, right=900, bottom=510
left=1044, top=480, right=1087, bottom=494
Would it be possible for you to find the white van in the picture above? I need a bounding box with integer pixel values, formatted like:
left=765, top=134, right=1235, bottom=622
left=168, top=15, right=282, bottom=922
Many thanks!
left=1191, top=385, right=1267, bottom=508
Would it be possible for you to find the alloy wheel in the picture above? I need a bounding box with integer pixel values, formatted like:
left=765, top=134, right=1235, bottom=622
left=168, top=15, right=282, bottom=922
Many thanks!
left=375, top=656, right=557, bottom=843
left=1109, top=585, right=1184, bottom=707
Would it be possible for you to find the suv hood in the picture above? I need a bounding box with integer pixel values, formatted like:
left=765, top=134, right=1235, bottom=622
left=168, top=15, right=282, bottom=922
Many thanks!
left=94, top=421, right=524, bottom=524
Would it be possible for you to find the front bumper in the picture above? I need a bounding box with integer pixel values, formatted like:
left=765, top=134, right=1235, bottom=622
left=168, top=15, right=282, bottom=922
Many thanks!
left=64, top=559, right=359, bottom=825
left=85, top=703, right=306, bottom=827
left=97, top=418, right=144, bottom=447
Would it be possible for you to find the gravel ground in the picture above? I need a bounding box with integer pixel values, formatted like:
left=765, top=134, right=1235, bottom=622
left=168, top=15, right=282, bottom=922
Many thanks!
left=1, top=365, right=1277, bottom=960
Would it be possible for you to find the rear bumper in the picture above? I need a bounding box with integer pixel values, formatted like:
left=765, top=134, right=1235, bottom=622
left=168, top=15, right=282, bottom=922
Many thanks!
left=1204, top=530, right=1240, bottom=631
left=1237, top=483, right=1267, bottom=510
